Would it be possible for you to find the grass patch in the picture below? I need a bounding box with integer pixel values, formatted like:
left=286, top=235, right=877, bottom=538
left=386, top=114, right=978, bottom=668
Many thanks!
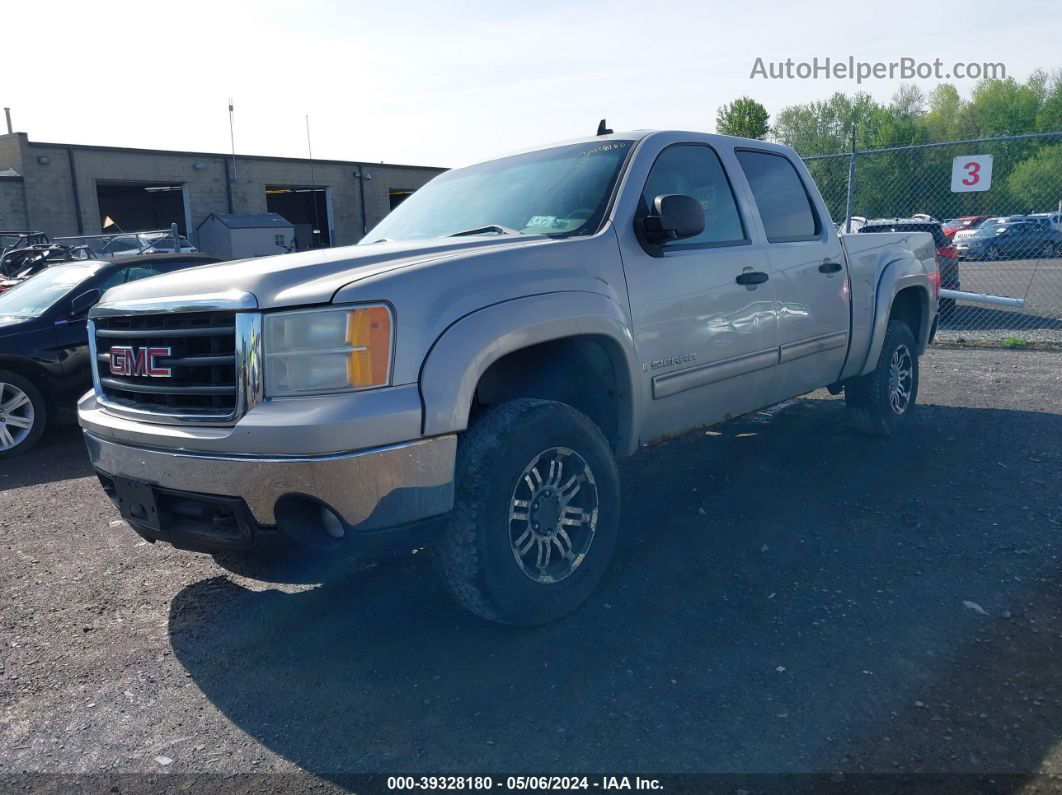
left=1002, top=336, right=1029, bottom=349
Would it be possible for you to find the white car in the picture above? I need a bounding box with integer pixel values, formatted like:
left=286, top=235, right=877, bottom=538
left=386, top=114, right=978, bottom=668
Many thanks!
left=95, top=233, right=198, bottom=258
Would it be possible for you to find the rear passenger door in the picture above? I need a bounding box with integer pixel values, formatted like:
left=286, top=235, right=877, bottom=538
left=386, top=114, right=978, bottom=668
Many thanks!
left=734, top=149, right=850, bottom=399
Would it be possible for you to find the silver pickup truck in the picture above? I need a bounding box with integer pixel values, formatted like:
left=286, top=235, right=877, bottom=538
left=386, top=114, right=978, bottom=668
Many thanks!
left=79, top=130, right=939, bottom=625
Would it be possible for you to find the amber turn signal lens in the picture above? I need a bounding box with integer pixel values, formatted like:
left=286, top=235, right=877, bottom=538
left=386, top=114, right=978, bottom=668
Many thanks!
left=346, top=307, right=392, bottom=388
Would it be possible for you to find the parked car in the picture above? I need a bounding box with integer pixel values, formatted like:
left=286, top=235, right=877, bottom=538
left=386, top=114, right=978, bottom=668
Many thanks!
left=942, top=215, right=991, bottom=240
left=0, top=231, right=49, bottom=261
left=0, top=244, right=94, bottom=292
left=79, top=129, right=937, bottom=625
left=858, top=218, right=959, bottom=316
left=95, top=232, right=198, bottom=258
left=955, top=219, right=1062, bottom=260
left=0, top=253, right=218, bottom=456
left=1027, top=212, right=1061, bottom=233
left=952, top=217, right=1001, bottom=245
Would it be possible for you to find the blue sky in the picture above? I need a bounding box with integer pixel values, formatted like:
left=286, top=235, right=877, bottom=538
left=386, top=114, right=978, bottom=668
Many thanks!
left=4, top=0, right=1058, bottom=167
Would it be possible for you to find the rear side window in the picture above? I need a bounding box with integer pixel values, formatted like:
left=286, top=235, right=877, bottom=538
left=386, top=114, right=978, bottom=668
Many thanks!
left=736, top=150, right=821, bottom=243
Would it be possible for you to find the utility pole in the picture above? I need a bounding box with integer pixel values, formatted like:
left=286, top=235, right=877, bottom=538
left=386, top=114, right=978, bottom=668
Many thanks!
left=228, top=99, right=238, bottom=181
left=306, top=114, right=323, bottom=247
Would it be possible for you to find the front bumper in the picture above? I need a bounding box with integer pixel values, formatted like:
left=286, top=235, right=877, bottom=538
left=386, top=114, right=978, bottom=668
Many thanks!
left=85, top=431, right=456, bottom=553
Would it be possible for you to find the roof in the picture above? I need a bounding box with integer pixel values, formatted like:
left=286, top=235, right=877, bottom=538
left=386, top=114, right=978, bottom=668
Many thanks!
left=89, top=253, right=222, bottom=267
left=200, top=212, right=294, bottom=230
left=14, top=134, right=443, bottom=173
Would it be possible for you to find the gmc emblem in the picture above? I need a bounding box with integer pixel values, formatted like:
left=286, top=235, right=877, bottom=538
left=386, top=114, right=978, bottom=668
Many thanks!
left=109, top=345, right=172, bottom=378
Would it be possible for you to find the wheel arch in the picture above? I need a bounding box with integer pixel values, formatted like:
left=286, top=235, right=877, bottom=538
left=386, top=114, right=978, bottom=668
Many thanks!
left=0, top=357, right=56, bottom=415
left=858, top=261, right=933, bottom=377
left=419, top=292, right=641, bottom=457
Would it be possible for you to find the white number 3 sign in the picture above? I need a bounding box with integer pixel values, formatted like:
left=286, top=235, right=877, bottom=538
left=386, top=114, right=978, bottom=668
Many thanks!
left=951, top=155, right=993, bottom=192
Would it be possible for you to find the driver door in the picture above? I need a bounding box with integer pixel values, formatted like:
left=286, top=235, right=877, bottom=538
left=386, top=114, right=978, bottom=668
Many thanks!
left=621, top=143, right=779, bottom=444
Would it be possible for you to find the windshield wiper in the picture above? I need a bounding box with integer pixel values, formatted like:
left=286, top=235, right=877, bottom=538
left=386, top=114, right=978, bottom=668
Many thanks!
left=446, top=225, right=523, bottom=238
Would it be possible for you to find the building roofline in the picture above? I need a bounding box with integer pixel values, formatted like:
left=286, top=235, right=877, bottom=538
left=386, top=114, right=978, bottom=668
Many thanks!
left=14, top=134, right=445, bottom=172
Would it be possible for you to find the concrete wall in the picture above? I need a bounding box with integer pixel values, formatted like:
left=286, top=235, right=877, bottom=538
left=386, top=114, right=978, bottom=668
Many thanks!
left=0, top=133, right=444, bottom=247
left=0, top=179, right=28, bottom=229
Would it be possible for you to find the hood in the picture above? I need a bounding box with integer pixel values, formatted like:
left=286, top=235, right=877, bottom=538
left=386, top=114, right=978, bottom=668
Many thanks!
left=0, top=314, right=30, bottom=331
left=94, top=236, right=551, bottom=310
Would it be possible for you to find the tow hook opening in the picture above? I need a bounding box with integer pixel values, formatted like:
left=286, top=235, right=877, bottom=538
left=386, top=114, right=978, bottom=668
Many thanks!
left=274, top=494, right=348, bottom=551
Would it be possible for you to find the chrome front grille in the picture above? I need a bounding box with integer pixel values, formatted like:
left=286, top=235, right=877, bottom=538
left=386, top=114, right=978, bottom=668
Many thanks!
left=90, top=310, right=262, bottom=424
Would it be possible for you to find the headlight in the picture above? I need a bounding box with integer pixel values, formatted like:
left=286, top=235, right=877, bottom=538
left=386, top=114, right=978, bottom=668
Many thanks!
left=264, top=304, right=393, bottom=397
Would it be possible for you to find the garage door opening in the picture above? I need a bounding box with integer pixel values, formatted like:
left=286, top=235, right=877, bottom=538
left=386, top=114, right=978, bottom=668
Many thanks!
left=96, top=182, right=188, bottom=235
left=265, top=186, right=330, bottom=250
left=389, top=189, right=415, bottom=210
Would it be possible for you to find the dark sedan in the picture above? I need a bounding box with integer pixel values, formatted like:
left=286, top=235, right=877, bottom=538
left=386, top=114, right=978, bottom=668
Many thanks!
left=0, top=253, right=218, bottom=456
left=955, top=220, right=1062, bottom=261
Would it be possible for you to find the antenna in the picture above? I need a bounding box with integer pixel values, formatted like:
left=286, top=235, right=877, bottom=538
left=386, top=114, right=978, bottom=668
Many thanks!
left=596, top=119, right=613, bottom=136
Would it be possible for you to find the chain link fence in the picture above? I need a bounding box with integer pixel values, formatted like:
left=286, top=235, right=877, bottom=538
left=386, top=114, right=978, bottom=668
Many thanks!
left=802, top=132, right=1062, bottom=342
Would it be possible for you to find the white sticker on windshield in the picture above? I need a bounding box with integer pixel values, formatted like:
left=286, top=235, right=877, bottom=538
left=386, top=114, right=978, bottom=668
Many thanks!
left=526, top=216, right=556, bottom=227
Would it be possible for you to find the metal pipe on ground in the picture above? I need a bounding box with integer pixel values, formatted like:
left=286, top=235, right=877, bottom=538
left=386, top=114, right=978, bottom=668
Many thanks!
left=940, top=289, right=1026, bottom=309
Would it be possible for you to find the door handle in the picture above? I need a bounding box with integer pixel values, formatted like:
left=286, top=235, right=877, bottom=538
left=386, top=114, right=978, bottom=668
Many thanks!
left=819, top=260, right=843, bottom=273
left=735, top=271, right=769, bottom=286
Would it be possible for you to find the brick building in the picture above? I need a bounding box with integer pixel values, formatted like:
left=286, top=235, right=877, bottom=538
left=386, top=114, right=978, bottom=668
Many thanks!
left=0, top=132, right=444, bottom=250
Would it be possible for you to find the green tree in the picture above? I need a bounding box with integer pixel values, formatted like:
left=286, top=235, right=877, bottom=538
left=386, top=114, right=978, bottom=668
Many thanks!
left=964, top=76, right=1044, bottom=137
left=923, top=83, right=966, bottom=140
left=890, top=83, right=927, bottom=119
left=715, top=97, right=770, bottom=140
left=1036, top=70, right=1062, bottom=131
left=1005, top=145, right=1062, bottom=211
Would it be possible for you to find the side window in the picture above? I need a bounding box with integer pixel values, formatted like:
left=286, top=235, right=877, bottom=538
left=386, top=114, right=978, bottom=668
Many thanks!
left=94, top=270, right=128, bottom=292
left=641, top=145, right=746, bottom=247
left=736, top=150, right=821, bottom=243
left=123, top=264, right=169, bottom=283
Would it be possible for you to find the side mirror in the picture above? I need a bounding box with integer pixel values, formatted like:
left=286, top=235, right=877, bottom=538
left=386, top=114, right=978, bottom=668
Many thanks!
left=643, top=194, right=705, bottom=244
left=70, top=288, right=101, bottom=317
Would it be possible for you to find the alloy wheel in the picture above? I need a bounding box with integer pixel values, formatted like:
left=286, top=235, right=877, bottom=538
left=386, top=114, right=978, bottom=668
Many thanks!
left=0, top=381, right=35, bottom=451
left=508, top=446, right=599, bottom=584
left=888, top=345, right=913, bottom=415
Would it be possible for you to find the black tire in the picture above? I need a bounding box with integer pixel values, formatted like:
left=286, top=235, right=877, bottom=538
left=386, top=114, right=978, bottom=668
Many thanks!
left=433, top=398, right=620, bottom=625
left=0, top=369, right=47, bottom=458
left=845, top=320, right=918, bottom=437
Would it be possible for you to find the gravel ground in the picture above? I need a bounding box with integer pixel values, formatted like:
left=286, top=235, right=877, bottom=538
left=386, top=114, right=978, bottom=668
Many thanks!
left=1, top=347, right=1061, bottom=791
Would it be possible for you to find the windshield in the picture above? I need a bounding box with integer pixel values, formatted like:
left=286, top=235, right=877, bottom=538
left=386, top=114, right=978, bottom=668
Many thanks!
left=973, top=221, right=1007, bottom=237
left=361, top=140, right=634, bottom=243
left=0, top=262, right=101, bottom=318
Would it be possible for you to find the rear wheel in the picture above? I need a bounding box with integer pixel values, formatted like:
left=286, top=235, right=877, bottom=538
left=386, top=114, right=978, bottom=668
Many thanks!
left=0, top=370, right=47, bottom=457
left=845, top=320, right=918, bottom=437
left=433, top=398, right=620, bottom=625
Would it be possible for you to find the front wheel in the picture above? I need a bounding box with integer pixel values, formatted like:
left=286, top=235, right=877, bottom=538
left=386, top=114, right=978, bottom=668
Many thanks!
left=845, top=320, right=918, bottom=437
left=0, top=370, right=47, bottom=457
left=433, top=398, right=620, bottom=625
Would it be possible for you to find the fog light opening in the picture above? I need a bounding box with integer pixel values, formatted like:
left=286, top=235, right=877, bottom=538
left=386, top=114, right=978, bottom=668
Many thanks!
left=274, top=494, right=348, bottom=551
